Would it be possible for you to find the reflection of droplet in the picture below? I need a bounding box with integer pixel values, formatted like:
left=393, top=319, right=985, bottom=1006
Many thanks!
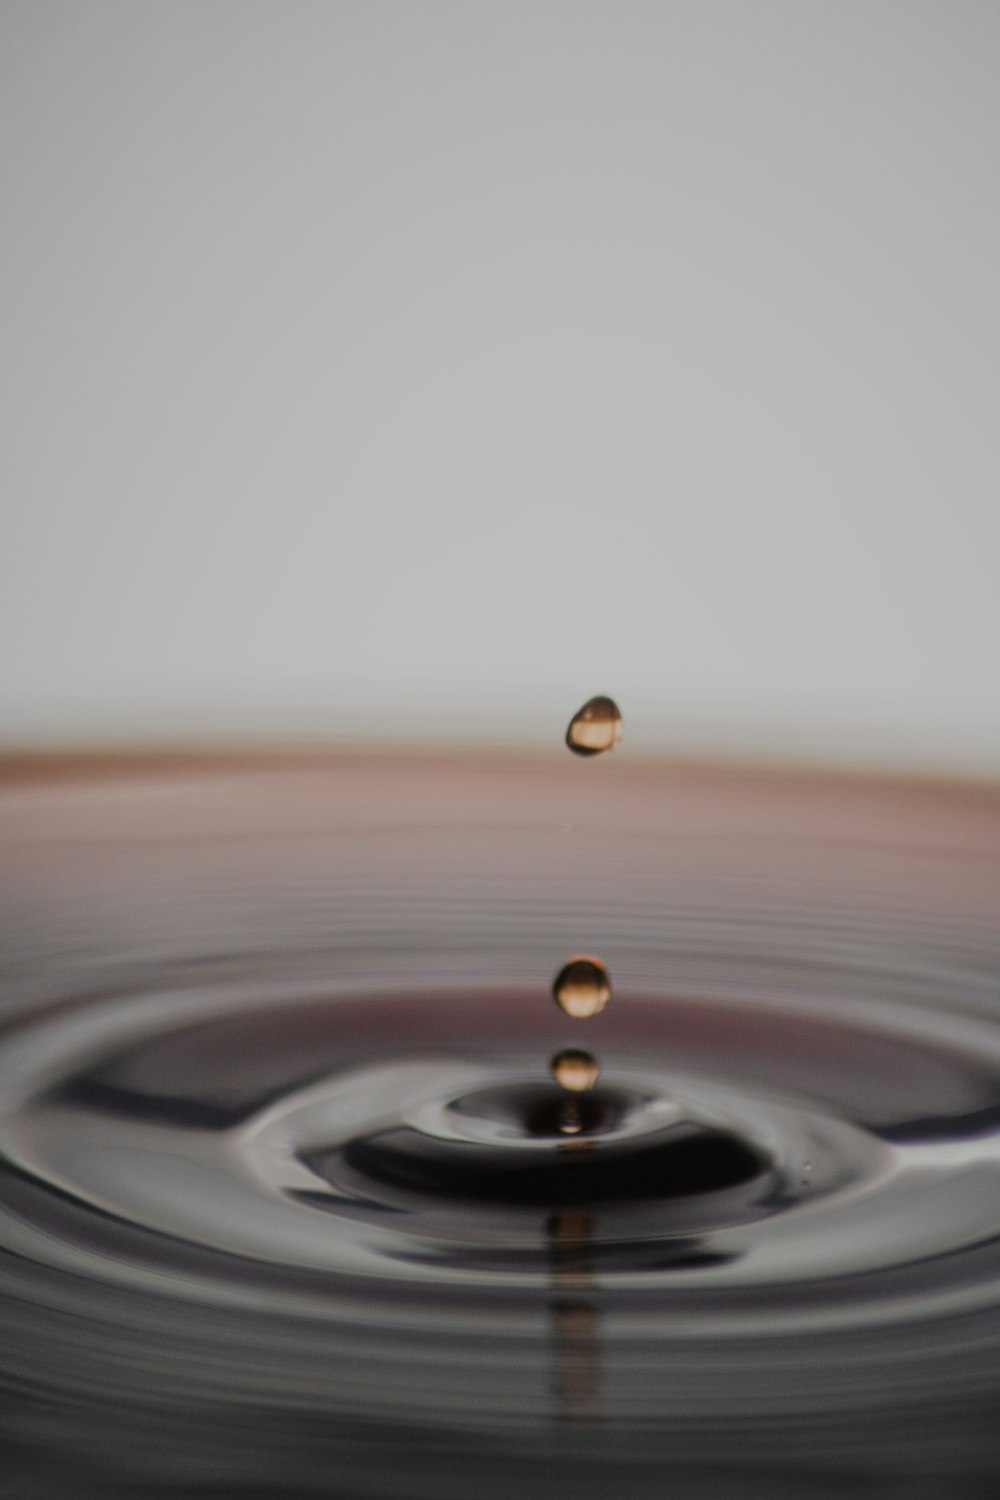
left=553, top=957, right=611, bottom=1019
left=565, top=696, right=623, bottom=757
left=551, top=1301, right=600, bottom=1424
left=549, top=1209, right=594, bottom=1247
left=551, top=1048, right=600, bottom=1093
left=547, top=1212, right=600, bottom=1424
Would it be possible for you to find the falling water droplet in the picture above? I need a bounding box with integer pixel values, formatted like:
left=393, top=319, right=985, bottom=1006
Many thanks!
left=553, top=958, right=611, bottom=1019
left=565, top=696, right=623, bottom=757
left=551, top=1048, right=600, bottom=1093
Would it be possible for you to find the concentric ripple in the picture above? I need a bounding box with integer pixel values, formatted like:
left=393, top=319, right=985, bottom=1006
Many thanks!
left=1, top=753, right=1000, bottom=1497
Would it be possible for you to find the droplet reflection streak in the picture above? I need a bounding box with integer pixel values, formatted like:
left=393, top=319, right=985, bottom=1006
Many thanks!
left=548, top=1211, right=600, bottom=1425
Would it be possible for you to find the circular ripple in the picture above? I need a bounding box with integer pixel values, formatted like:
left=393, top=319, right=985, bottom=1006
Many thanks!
left=1, top=755, right=1000, bottom=1496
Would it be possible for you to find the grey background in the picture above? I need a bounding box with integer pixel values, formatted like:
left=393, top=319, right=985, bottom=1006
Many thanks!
left=2, top=1, right=998, bottom=767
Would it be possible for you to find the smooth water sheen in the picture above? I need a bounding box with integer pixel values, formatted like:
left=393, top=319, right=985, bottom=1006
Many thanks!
left=1, top=752, right=1000, bottom=1499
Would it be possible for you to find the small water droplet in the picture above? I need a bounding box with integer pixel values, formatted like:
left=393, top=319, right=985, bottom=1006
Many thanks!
left=565, top=696, right=623, bottom=757
left=558, top=819, right=575, bottom=834
left=551, top=1048, right=600, bottom=1092
left=553, top=957, right=611, bottom=1019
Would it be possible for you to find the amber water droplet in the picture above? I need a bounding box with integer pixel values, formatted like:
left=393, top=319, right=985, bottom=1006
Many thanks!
left=553, top=957, right=611, bottom=1019
left=565, top=696, right=622, bottom=757
left=551, top=1048, right=600, bottom=1092
left=557, top=1098, right=584, bottom=1135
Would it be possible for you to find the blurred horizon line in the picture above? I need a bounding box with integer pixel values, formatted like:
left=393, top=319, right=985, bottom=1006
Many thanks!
left=1, top=694, right=999, bottom=780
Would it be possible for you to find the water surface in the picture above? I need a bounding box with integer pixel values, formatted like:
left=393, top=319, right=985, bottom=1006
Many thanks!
left=1, top=752, right=999, bottom=1497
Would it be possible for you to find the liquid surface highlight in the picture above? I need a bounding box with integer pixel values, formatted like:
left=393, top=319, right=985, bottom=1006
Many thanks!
left=1, top=753, right=1000, bottom=1498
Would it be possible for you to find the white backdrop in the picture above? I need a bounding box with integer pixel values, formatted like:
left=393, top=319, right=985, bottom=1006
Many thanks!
left=2, top=1, right=999, bottom=769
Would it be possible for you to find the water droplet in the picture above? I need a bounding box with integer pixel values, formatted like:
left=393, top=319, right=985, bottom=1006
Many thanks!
left=551, top=1048, right=600, bottom=1093
left=565, top=696, right=623, bottom=757
left=557, top=1098, right=585, bottom=1135
left=553, top=957, right=611, bottom=1019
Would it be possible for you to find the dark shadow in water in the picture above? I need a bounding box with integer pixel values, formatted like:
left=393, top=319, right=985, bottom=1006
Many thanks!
left=876, top=1101, right=1000, bottom=1145
left=342, top=1122, right=762, bottom=1207
left=47, top=1076, right=241, bottom=1130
